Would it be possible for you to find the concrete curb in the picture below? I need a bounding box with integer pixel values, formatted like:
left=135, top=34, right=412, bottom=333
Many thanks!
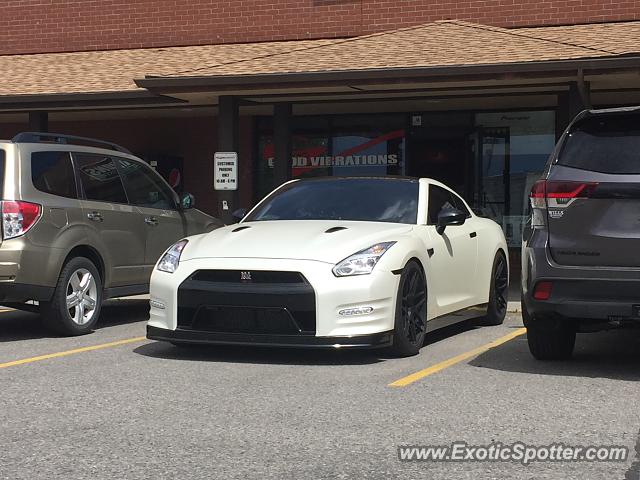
left=507, top=301, right=521, bottom=313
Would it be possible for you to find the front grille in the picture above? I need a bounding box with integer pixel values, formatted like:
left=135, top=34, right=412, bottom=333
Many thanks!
left=190, top=306, right=313, bottom=334
left=191, top=270, right=306, bottom=284
left=177, top=270, right=316, bottom=335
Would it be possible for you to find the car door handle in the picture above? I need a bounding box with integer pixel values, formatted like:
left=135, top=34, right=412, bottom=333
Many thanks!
left=144, top=216, right=159, bottom=226
left=470, top=232, right=477, bottom=238
left=87, top=212, right=103, bottom=222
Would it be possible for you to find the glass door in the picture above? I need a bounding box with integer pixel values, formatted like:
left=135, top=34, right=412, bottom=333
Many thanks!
left=474, top=127, right=510, bottom=226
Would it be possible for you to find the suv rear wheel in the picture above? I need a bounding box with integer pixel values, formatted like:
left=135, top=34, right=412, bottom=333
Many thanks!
left=526, top=313, right=576, bottom=360
left=42, top=257, right=103, bottom=336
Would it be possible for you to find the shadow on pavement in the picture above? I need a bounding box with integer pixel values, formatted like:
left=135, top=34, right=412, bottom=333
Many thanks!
left=99, top=299, right=149, bottom=327
left=470, top=328, right=640, bottom=381
left=134, top=341, right=387, bottom=366
left=0, top=299, right=149, bottom=342
left=626, top=431, right=640, bottom=480
left=0, top=310, right=46, bottom=342
left=426, top=318, right=480, bottom=346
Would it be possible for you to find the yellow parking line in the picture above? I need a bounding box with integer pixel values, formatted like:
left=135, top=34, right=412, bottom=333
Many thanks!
left=389, top=328, right=527, bottom=387
left=0, top=336, right=147, bottom=370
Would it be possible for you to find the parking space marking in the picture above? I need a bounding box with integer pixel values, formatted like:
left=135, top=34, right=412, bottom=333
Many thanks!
left=389, top=328, right=527, bottom=387
left=0, top=336, right=147, bottom=370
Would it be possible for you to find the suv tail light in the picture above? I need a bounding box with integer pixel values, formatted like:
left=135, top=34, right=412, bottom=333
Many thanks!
left=529, top=180, right=598, bottom=226
left=529, top=180, right=547, bottom=209
left=546, top=181, right=598, bottom=200
left=2, top=201, right=42, bottom=239
left=533, top=281, right=553, bottom=301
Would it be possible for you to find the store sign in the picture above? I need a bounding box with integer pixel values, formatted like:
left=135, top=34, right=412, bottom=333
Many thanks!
left=214, top=152, right=238, bottom=191
left=267, top=154, right=399, bottom=168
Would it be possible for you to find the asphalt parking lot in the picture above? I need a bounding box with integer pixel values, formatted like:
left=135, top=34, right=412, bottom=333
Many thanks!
left=1, top=300, right=638, bottom=480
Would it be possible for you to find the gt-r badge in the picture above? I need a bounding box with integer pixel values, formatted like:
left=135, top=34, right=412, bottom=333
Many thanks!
left=240, top=271, right=252, bottom=281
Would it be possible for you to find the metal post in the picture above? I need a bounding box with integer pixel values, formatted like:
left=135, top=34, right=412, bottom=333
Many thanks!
left=273, top=103, right=292, bottom=187
left=556, top=81, right=591, bottom=139
left=28, top=112, right=48, bottom=132
left=217, top=96, right=239, bottom=224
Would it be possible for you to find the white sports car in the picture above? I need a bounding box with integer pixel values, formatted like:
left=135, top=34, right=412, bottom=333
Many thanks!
left=147, top=177, right=509, bottom=356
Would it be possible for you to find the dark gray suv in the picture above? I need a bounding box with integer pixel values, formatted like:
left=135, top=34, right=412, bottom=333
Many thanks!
left=0, top=133, right=222, bottom=336
left=522, top=106, right=640, bottom=360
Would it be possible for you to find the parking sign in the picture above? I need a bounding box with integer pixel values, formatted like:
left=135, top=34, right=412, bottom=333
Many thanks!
left=214, top=152, right=238, bottom=191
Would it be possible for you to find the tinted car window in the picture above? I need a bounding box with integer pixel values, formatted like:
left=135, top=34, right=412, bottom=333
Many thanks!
left=0, top=150, right=5, bottom=194
left=246, top=178, right=419, bottom=224
left=115, top=158, right=175, bottom=210
left=559, top=114, right=640, bottom=174
left=74, top=154, right=128, bottom=204
left=452, top=192, right=471, bottom=217
left=31, top=151, right=77, bottom=199
left=428, top=184, right=469, bottom=224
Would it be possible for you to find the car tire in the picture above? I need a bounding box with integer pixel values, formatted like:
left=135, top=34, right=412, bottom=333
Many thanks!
left=478, top=252, right=509, bottom=326
left=389, top=260, right=427, bottom=357
left=526, top=314, right=576, bottom=360
left=42, top=257, right=103, bottom=336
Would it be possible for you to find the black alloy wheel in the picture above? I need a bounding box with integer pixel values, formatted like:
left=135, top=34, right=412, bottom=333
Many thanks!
left=391, top=260, right=427, bottom=357
left=480, top=252, right=509, bottom=326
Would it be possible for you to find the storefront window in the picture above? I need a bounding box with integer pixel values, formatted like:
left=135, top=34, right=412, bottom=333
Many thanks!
left=256, top=115, right=405, bottom=199
left=474, top=111, right=555, bottom=246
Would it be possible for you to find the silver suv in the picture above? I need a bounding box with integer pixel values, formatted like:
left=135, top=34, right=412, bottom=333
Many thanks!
left=0, top=133, right=222, bottom=335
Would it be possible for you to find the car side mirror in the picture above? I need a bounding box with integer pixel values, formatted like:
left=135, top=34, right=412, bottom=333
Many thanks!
left=232, top=208, right=248, bottom=223
left=179, top=192, right=195, bottom=210
left=436, top=208, right=467, bottom=235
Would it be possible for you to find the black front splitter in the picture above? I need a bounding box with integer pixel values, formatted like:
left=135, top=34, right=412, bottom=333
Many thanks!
left=147, top=325, right=393, bottom=349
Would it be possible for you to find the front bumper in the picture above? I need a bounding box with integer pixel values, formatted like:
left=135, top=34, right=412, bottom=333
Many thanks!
left=147, top=325, right=393, bottom=348
left=148, top=257, right=400, bottom=340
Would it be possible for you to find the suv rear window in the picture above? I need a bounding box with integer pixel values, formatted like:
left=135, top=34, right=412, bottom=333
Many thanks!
left=559, top=114, right=640, bottom=174
left=31, top=151, right=77, bottom=198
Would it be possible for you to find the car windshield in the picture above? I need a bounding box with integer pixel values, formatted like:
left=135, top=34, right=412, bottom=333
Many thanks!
left=245, top=177, right=419, bottom=224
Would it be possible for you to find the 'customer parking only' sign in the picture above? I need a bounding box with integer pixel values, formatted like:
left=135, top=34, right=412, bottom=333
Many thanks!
left=214, top=152, right=238, bottom=191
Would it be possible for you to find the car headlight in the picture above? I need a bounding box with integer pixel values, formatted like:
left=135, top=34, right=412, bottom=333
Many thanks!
left=157, top=239, right=188, bottom=273
left=332, top=242, right=396, bottom=277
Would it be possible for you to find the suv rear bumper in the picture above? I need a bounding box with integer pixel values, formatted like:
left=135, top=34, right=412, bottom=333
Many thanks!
left=0, top=237, right=63, bottom=302
left=522, top=239, right=640, bottom=325
left=0, top=283, right=54, bottom=302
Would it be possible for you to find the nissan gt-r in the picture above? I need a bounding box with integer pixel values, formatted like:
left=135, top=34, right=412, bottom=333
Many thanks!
left=147, top=177, right=509, bottom=356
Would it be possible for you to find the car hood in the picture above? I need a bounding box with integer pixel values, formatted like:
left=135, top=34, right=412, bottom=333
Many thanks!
left=181, top=220, right=414, bottom=264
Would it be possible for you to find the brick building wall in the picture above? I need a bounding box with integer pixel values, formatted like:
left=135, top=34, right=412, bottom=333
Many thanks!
left=1, top=0, right=638, bottom=55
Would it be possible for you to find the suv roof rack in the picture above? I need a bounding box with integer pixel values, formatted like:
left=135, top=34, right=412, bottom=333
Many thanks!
left=12, top=132, right=131, bottom=154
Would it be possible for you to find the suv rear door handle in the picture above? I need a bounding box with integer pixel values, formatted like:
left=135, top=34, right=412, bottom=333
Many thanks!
left=144, top=216, right=159, bottom=226
left=87, top=212, right=103, bottom=222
